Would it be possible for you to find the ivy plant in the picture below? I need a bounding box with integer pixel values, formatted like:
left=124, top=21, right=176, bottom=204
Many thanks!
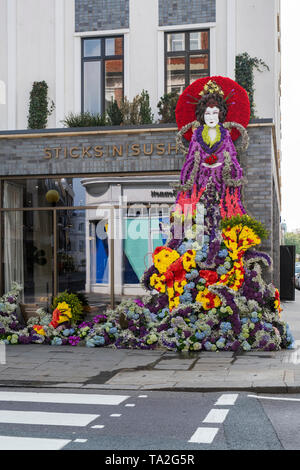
left=27, top=81, right=55, bottom=129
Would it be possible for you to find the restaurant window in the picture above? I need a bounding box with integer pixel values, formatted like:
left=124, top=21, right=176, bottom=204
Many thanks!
left=82, top=36, right=124, bottom=115
left=165, top=30, right=209, bottom=94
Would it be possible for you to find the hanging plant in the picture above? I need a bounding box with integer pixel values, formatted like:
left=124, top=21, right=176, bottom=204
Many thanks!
left=27, top=81, right=55, bottom=129
left=235, top=52, right=269, bottom=119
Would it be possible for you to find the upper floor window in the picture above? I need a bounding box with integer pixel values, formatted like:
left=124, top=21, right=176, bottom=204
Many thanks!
left=165, top=30, right=209, bottom=94
left=82, top=36, right=124, bottom=115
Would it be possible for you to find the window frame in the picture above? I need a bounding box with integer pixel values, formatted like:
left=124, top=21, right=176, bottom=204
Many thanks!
left=81, top=35, right=124, bottom=115
left=164, top=29, right=210, bottom=94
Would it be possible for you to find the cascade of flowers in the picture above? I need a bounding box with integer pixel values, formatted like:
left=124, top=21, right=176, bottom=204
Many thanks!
left=0, top=77, right=294, bottom=353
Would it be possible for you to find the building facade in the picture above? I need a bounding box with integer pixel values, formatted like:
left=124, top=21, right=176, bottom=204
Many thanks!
left=0, top=0, right=282, bottom=305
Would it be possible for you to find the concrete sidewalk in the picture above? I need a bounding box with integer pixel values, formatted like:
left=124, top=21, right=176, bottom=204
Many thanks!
left=0, top=291, right=300, bottom=393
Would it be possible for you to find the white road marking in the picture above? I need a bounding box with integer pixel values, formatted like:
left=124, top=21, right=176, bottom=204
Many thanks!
left=110, top=414, right=122, bottom=417
left=74, top=439, right=87, bottom=443
left=0, top=391, right=129, bottom=406
left=248, top=394, right=300, bottom=402
left=203, top=409, right=229, bottom=424
left=125, top=404, right=135, bottom=407
left=138, top=395, right=148, bottom=398
left=188, top=427, right=219, bottom=444
left=0, top=435, right=71, bottom=450
left=91, top=425, right=105, bottom=429
left=0, top=410, right=98, bottom=427
left=214, top=394, right=239, bottom=406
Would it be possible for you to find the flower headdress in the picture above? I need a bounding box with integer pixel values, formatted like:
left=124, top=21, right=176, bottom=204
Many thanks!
left=175, top=76, right=250, bottom=141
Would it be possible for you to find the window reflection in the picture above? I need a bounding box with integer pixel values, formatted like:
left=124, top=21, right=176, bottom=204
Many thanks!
left=84, top=39, right=101, bottom=57
left=84, top=61, right=101, bottom=114
left=165, top=30, right=210, bottom=92
left=167, top=33, right=185, bottom=52
left=105, top=59, right=123, bottom=108
left=166, top=56, right=185, bottom=94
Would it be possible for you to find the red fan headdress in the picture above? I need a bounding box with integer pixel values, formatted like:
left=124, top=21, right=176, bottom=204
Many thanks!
left=175, top=76, right=250, bottom=141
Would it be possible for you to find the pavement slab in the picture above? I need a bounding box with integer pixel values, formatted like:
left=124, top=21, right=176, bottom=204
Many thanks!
left=0, top=291, right=300, bottom=392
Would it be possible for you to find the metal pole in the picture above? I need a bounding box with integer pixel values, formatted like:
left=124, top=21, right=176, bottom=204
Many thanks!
left=53, top=209, right=58, bottom=299
left=109, top=206, right=115, bottom=310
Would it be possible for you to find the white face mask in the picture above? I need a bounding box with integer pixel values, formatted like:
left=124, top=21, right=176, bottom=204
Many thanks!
left=204, top=106, right=220, bottom=128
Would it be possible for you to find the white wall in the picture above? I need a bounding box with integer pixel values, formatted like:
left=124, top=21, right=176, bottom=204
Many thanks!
left=0, top=0, right=8, bottom=128
left=236, top=0, right=280, bottom=123
left=15, top=0, right=56, bottom=129
left=128, top=0, right=159, bottom=115
left=1, top=0, right=280, bottom=132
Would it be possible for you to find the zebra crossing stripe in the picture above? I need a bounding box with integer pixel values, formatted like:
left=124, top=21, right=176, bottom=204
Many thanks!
left=188, top=427, right=219, bottom=444
left=214, top=394, right=239, bottom=406
left=0, top=410, right=99, bottom=427
left=0, top=436, right=71, bottom=450
left=0, top=391, right=129, bottom=406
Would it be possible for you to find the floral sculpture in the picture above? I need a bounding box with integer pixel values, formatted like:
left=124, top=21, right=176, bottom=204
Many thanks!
left=0, top=77, right=295, bottom=352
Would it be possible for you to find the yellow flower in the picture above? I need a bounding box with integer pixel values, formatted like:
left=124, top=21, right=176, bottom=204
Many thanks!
left=56, top=302, right=72, bottom=324
left=153, top=248, right=180, bottom=274
left=182, top=250, right=196, bottom=271
left=33, top=325, right=46, bottom=336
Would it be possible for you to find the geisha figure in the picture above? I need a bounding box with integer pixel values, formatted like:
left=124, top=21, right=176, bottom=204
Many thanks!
left=132, top=76, right=294, bottom=352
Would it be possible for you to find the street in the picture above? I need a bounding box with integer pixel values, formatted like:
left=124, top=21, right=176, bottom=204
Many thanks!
left=0, top=387, right=299, bottom=450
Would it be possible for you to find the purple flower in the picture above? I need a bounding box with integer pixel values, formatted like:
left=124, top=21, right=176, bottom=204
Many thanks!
left=68, top=336, right=80, bottom=346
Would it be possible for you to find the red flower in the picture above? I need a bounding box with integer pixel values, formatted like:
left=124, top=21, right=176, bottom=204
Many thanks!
left=204, top=154, right=218, bottom=165
left=200, top=270, right=219, bottom=286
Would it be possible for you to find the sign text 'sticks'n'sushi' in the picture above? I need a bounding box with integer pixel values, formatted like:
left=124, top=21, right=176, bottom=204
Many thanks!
left=43, top=142, right=179, bottom=160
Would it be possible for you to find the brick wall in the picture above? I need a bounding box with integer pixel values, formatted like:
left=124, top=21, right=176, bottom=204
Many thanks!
left=159, top=0, right=216, bottom=26
left=75, top=0, right=129, bottom=32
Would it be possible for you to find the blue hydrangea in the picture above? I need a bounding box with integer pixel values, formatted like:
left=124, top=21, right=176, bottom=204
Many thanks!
left=217, top=266, right=227, bottom=275
left=86, top=339, right=95, bottom=347
left=180, top=292, right=192, bottom=303
left=264, top=323, right=273, bottom=331
left=204, top=341, right=213, bottom=351
left=195, top=331, right=206, bottom=340
left=218, top=249, right=228, bottom=258
left=51, top=337, right=62, bottom=346
left=186, top=269, right=199, bottom=280
left=220, top=322, right=232, bottom=333
left=216, top=337, right=226, bottom=349
left=93, top=335, right=105, bottom=346
left=195, top=253, right=205, bottom=262
left=109, top=327, right=118, bottom=334
left=242, top=340, right=251, bottom=351
left=185, top=282, right=195, bottom=289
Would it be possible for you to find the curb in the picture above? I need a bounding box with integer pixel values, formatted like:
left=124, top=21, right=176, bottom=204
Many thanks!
left=0, top=380, right=299, bottom=394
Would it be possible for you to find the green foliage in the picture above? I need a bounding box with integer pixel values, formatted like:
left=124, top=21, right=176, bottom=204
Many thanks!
left=284, top=232, right=300, bottom=254
left=52, top=291, right=84, bottom=325
left=106, top=99, right=123, bottom=125
left=220, top=214, right=269, bottom=240
left=157, top=91, right=179, bottom=123
left=27, top=81, right=55, bottom=129
left=139, top=89, right=154, bottom=124
left=235, top=52, right=269, bottom=119
left=107, top=91, right=154, bottom=126
left=62, top=112, right=107, bottom=128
